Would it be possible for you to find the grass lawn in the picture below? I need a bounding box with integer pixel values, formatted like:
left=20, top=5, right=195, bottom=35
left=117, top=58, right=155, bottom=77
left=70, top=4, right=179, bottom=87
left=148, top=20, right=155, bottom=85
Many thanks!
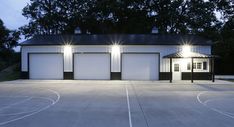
left=0, top=64, right=20, bottom=82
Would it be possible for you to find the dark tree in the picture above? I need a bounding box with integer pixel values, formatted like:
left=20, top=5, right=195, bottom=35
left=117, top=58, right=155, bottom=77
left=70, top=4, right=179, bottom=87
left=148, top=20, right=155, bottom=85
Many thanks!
left=20, top=0, right=95, bottom=37
left=21, top=0, right=231, bottom=36
left=0, top=19, right=20, bottom=70
left=0, top=19, right=20, bottom=52
left=87, top=0, right=151, bottom=33
left=214, top=17, right=234, bottom=74
left=21, top=0, right=65, bottom=37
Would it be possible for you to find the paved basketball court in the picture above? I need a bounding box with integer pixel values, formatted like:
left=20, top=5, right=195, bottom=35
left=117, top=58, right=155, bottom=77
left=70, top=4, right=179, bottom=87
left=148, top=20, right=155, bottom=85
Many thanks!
left=0, top=80, right=234, bottom=127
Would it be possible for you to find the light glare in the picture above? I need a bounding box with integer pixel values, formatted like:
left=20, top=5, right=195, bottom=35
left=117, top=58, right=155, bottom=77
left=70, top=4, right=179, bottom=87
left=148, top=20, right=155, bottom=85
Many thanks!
left=64, top=45, right=72, bottom=53
left=182, top=45, right=191, bottom=57
left=112, top=44, right=120, bottom=54
left=182, top=45, right=191, bottom=53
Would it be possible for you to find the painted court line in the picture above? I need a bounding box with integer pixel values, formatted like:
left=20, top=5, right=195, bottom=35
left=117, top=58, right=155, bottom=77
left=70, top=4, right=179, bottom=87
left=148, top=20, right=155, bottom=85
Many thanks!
left=0, top=96, right=55, bottom=116
left=125, top=84, right=133, bottom=127
left=197, top=91, right=234, bottom=119
left=0, top=89, right=60, bottom=126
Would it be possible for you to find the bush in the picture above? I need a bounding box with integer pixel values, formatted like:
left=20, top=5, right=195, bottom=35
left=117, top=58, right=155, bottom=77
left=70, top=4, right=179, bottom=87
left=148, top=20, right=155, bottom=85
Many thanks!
left=0, top=52, right=20, bottom=71
left=0, top=61, right=7, bottom=71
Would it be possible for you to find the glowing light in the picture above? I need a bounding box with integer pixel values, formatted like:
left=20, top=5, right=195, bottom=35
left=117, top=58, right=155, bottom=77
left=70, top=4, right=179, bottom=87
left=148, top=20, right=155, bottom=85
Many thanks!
left=64, top=45, right=72, bottom=53
left=182, top=45, right=191, bottom=53
left=182, top=44, right=191, bottom=57
left=112, top=44, right=120, bottom=54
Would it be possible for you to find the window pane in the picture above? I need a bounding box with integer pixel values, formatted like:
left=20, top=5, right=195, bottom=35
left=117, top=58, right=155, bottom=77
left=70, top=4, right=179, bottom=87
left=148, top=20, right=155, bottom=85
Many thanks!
left=174, top=64, right=179, bottom=72
left=197, top=63, right=202, bottom=69
left=193, top=63, right=196, bottom=69
left=203, top=62, right=207, bottom=70
left=187, top=63, right=191, bottom=70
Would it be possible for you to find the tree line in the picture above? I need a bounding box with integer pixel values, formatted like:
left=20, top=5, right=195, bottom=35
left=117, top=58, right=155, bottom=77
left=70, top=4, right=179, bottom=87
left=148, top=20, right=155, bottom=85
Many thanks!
left=20, top=0, right=233, bottom=36
left=0, top=0, right=234, bottom=74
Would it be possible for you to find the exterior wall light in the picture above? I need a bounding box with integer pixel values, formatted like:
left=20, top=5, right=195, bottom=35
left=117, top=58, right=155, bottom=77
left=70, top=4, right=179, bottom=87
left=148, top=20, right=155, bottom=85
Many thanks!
left=112, top=44, right=120, bottom=54
left=182, top=44, right=191, bottom=57
left=64, top=44, right=72, bottom=54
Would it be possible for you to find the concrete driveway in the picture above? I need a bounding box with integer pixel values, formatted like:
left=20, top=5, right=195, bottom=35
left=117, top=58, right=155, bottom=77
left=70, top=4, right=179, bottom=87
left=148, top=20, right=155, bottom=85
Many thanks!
left=0, top=80, right=234, bottom=127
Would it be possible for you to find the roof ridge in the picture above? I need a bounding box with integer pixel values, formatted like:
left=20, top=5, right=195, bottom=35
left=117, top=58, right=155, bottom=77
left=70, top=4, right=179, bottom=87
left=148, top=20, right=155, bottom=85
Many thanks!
left=19, top=34, right=212, bottom=46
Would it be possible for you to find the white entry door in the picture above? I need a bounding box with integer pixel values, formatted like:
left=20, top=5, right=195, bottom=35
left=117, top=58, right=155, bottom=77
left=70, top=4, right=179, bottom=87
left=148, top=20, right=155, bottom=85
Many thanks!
left=74, top=53, right=110, bottom=80
left=29, top=54, right=63, bottom=80
left=173, top=63, right=181, bottom=80
left=122, top=54, right=159, bottom=80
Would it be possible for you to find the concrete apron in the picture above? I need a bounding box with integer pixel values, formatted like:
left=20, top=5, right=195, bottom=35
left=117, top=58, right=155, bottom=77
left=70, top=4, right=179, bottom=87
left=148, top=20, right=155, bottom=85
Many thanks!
left=2, top=79, right=233, bottom=85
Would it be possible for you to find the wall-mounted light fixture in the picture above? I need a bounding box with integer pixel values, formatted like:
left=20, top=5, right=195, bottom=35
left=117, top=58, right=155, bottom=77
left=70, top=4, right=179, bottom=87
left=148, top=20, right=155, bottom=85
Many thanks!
left=111, top=44, right=120, bottom=54
left=182, top=44, right=191, bottom=57
left=182, top=44, right=191, bottom=53
left=64, top=44, right=72, bottom=54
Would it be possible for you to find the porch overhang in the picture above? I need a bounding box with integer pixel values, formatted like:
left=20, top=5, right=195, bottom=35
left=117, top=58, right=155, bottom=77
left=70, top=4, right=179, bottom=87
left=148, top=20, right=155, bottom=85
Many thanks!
left=163, top=51, right=216, bottom=58
left=163, top=51, right=216, bottom=83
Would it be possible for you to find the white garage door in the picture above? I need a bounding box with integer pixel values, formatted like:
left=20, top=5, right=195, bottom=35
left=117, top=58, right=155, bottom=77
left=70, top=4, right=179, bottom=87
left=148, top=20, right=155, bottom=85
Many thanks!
left=29, top=54, right=63, bottom=80
left=74, top=54, right=110, bottom=80
left=122, top=54, right=159, bottom=80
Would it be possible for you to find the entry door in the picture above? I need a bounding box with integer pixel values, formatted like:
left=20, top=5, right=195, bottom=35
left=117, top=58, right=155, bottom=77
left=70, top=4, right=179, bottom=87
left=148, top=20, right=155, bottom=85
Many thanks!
left=173, top=63, right=181, bottom=80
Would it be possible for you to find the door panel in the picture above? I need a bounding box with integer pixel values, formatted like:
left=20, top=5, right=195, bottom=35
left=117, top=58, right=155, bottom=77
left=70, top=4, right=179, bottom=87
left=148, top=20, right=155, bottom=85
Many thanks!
left=74, top=54, right=110, bottom=80
left=122, top=54, right=159, bottom=80
left=29, top=54, right=63, bottom=79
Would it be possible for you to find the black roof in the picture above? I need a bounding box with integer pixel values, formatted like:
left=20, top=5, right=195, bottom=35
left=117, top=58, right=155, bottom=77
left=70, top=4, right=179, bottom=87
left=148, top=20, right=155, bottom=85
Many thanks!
left=163, top=51, right=215, bottom=58
left=20, top=34, right=212, bottom=46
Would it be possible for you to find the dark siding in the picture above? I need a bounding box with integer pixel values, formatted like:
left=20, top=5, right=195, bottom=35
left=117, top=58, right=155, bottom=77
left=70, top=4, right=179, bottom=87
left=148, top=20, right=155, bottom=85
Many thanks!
left=64, top=72, right=74, bottom=80
left=111, top=72, right=121, bottom=80
left=182, top=72, right=212, bottom=80
left=21, top=71, right=29, bottom=79
left=159, top=72, right=172, bottom=80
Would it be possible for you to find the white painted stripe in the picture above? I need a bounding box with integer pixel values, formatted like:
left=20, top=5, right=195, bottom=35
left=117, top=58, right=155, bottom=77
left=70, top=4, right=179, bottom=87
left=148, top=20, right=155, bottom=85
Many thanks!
left=0, top=96, right=55, bottom=116
left=197, top=91, right=234, bottom=119
left=0, top=89, right=60, bottom=126
left=125, top=84, right=133, bottom=127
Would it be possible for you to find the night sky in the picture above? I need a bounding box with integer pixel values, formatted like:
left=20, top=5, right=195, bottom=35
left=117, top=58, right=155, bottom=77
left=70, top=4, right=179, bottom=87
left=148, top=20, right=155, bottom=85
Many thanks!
left=0, top=0, right=30, bottom=50
left=0, top=0, right=30, bottom=30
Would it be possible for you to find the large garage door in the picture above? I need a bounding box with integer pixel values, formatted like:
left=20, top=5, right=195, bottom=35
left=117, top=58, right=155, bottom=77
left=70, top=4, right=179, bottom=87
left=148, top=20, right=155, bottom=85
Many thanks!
left=74, top=53, right=110, bottom=80
left=29, top=54, right=63, bottom=79
left=122, top=53, right=159, bottom=80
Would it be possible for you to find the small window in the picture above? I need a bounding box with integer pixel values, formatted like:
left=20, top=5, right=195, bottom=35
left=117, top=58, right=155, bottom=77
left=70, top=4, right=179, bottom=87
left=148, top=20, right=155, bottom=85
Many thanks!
left=203, top=62, right=207, bottom=70
left=193, top=63, right=197, bottom=69
left=187, top=63, right=191, bottom=70
left=197, top=63, right=202, bottom=69
left=174, top=64, right=179, bottom=72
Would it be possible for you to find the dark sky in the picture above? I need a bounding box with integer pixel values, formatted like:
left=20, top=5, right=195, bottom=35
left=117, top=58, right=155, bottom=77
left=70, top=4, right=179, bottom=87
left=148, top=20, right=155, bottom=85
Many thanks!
left=0, top=0, right=30, bottom=51
left=0, top=0, right=30, bottom=30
